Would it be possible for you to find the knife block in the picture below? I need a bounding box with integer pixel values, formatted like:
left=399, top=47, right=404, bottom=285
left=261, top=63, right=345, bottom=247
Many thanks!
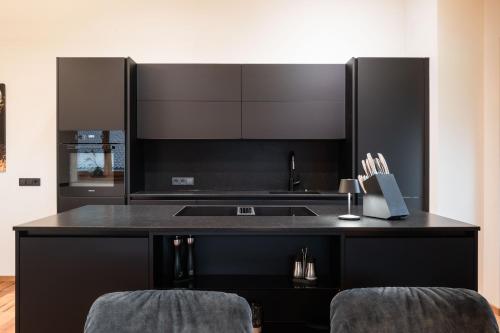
left=362, top=174, right=409, bottom=220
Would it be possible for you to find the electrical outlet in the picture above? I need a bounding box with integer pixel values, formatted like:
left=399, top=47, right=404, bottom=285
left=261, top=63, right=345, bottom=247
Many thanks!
left=19, top=178, right=41, bottom=186
left=172, top=177, right=194, bottom=186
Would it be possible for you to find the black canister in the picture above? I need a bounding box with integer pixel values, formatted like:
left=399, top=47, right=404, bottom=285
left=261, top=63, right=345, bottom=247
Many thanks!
left=187, top=236, right=195, bottom=277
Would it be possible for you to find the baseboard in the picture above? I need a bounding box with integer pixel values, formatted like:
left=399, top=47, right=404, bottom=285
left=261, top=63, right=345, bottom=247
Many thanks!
left=0, top=276, right=15, bottom=282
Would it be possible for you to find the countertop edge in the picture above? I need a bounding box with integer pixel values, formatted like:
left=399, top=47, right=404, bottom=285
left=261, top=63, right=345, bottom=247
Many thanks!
left=13, top=225, right=480, bottom=232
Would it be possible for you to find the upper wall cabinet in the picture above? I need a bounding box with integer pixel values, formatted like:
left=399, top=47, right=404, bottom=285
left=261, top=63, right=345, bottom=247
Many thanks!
left=58, top=58, right=126, bottom=130
left=242, top=64, right=345, bottom=139
left=138, top=64, right=241, bottom=101
left=137, top=64, right=241, bottom=139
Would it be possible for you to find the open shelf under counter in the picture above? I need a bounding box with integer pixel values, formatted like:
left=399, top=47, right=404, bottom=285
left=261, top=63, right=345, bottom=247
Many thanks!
left=152, top=234, right=341, bottom=330
left=153, top=234, right=342, bottom=289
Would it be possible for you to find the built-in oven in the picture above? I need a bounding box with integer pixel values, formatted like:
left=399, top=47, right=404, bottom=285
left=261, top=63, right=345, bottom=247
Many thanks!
left=58, top=130, right=125, bottom=197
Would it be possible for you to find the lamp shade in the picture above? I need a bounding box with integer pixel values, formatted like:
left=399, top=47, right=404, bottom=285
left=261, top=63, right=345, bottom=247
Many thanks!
left=338, top=179, right=361, bottom=194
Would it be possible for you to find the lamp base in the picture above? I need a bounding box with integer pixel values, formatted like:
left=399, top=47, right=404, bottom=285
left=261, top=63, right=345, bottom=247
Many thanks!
left=338, top=214, right=360, bottom=221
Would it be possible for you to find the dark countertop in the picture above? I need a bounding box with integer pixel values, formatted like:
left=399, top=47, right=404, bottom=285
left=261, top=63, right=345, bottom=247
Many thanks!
left=13, top=204, right=479, bottom=234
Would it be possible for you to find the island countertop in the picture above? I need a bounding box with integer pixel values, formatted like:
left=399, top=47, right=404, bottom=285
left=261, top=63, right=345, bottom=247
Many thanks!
left=13, top=204, right=479, bottom=234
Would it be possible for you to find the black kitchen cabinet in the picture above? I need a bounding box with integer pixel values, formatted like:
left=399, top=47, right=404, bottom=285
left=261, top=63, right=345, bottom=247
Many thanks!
left=242, top=64, right=344, bottom=101
left=138, top=101, right=241, bottom=139
left=137, top=64, right=241, bottom=139
left=136, top=64, right=345, bottom=140
left=343, top=235, right=476, bottom=290
left=242, top=64, right=345, bottom=139
left=57, top=58, right=126, bottom=130
left=242, top=101, right=344, bottom=139
left=350, top=58, right=428, bottom=209
left=18, top=236, right=149, bottom=333
left=137, top=64, right=241, bottom=101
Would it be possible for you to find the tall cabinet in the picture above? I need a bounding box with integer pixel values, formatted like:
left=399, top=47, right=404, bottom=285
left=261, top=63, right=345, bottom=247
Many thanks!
left=57, top=58, right=131, bottom=212
left=348, top=58, right=429, bottom=210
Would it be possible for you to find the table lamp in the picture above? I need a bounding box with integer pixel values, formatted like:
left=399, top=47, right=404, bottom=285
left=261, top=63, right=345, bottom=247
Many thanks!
left=338, top=179, right=361, bottom=220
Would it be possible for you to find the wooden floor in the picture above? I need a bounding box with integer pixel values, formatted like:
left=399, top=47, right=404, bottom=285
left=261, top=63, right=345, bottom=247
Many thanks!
left=0, top=280, right=15, bottom=333
left=0, top=280, right=499, bottom=333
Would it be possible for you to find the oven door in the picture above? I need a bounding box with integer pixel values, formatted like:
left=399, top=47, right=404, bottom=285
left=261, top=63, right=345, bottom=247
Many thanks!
left=58, top=143, right=125, bottom=197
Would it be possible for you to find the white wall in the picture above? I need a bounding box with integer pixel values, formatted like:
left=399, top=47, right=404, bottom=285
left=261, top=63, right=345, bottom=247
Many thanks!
left=436, top=0, right=484, bottom=226
left=482, top=0, right=500, bottom=307
left=0, top=0, right=411, bottom=275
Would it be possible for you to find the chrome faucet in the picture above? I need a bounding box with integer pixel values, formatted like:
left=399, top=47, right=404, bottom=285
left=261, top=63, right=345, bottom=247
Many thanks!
left=289, top=151, right=301, bottom=191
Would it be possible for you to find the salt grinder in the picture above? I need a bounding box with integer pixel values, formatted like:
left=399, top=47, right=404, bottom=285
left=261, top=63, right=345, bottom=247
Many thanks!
left=292, top=254, right=304, bottom=279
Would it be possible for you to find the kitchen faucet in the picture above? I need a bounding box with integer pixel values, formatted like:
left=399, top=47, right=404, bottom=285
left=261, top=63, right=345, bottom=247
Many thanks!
left=289, top=151, right=301, bottom=191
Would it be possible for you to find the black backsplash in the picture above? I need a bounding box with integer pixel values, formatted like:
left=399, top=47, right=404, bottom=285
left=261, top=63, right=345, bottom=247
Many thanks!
left=139, top=140, right=347, bottom=192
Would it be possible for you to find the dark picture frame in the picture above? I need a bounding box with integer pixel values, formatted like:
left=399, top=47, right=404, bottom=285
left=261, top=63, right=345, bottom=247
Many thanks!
left=0, top=84, right=5, bottom=172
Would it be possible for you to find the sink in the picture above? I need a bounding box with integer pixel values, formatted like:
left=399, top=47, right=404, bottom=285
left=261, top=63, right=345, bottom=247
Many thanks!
left=269, top=191, right=320, bottom=194
left=174, top=206, right=317, bottom=217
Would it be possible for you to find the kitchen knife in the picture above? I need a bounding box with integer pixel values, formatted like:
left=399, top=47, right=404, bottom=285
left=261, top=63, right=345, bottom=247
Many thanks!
left=358, top=175, right=367, bottom=193
left=377, top=153, right=390, bottom=174
left=373, top=157, right=383, bottom=173
left=361, top=159, right=370, bottom=176
left=366, top=153, right=378, bottom=175
left=374, top=158, right=385, bottom=174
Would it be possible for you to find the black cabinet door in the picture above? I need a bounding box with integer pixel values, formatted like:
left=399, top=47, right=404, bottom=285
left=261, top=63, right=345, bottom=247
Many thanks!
left=356, top=58, right=428, bottom=209
left=343, top=236, right=476, bottom=290
left=58, top=58, right=125, bottom=130
left=242, top=101, right=344, bottom=139
left=137, top=64, right=241, bottom=101
left=242, top=64, right=345, bottom=139
left=19, top=237, right=149, bottom=333
left=137, top=64, right=241, bottom=139
left=138, top=101, right=241, bottom=139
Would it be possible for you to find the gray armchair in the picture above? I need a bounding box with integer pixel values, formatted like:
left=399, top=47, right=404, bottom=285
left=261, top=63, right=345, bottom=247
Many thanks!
left=84, top=290, right=253, bottom=333
left=330, top=287, right=499, bottom=333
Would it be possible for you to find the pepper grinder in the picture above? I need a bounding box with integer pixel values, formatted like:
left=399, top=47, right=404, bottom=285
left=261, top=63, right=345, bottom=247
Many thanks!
left=173, top=236, right=184, bottom=280
left=187, top=236, right=195, bottom=278
left=305, top=257, right=317, bottom=281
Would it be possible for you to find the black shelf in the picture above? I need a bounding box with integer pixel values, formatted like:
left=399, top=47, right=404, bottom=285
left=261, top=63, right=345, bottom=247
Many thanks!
left=166, top=275, right=338, bottom=291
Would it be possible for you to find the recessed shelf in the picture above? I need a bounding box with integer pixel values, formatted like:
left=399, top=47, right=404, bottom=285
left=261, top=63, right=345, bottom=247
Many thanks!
left=152, top=234, right=341, bottom=328
left=166, top=275, right=338, bottom=291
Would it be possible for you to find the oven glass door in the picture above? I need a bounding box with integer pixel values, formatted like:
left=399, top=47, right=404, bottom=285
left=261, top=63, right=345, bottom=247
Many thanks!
left=58, top=143, right=125, bottom=197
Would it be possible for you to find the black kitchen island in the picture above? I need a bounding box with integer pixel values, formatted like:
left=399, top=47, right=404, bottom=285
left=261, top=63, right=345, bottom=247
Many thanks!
left=14, top=205, right=478, bottom=333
